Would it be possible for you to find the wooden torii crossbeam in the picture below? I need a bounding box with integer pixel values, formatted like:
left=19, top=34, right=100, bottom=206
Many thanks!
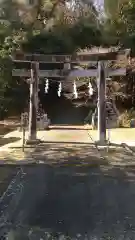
left=12, top=49, right=130, bottom=145
left=12, top=68, right=126, bottom=78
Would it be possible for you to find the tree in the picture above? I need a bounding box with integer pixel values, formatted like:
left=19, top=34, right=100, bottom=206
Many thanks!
left=103, top=0, right=135, bottom=53
left=0, top=0, right=103, bottom=118
left=104, top=0, right=128, bottom=17
left=104, top=0, right=119, bottom=16
left=22, top=0, right=101, bottom=53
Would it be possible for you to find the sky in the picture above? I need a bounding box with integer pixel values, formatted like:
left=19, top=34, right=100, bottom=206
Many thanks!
left=93, top=0, right=104, bottom=12
left=94, top=0, right=103, bottom=7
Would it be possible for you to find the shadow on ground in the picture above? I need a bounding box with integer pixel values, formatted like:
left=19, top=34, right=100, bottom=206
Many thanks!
left=0, top=165, right=19, bottom=197
left=0, top=137, right=20, bottom=147
left=1, top=144, right=135, bottom=239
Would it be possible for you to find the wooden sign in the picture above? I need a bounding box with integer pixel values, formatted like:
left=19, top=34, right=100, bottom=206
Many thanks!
left=21, top=112, right=29, bottom=127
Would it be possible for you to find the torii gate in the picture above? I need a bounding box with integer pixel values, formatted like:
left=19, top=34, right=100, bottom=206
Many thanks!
left=12, top=49, right=130, bottom=145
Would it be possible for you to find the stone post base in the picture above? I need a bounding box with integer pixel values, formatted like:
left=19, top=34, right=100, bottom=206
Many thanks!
left=25, top=139, right=41, bottom=145
left=95, top=139, right=108, bottom=146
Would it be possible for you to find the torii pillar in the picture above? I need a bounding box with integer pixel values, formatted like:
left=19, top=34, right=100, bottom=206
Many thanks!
left=97, top=61, right=106, bottom=144
left=26, top=62, right=40, bottom=145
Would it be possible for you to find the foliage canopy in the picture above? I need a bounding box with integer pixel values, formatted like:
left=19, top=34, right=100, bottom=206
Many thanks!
left=0, top=0, right=135, bottom=118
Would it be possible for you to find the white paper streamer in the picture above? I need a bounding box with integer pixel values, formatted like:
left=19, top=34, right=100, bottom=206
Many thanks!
left=73, top=81, right=78, bottom=99
left=88, top=81, right=93, bottom=96
left=58, top=82, right=62, bottom=97
left=44, top=79, right=49, bottom=93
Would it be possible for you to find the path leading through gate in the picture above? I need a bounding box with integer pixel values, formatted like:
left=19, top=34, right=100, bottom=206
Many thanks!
left=0, top=125, right=135, bottom=153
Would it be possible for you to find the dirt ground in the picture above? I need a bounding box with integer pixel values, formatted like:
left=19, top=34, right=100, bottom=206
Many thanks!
left=1, top=124, right=135, bottom=238
left=1, top=143, right=135, bottom=239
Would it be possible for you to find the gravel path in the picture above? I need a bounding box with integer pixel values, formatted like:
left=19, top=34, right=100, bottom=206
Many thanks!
left=1, top=144, right=135, bottom=239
